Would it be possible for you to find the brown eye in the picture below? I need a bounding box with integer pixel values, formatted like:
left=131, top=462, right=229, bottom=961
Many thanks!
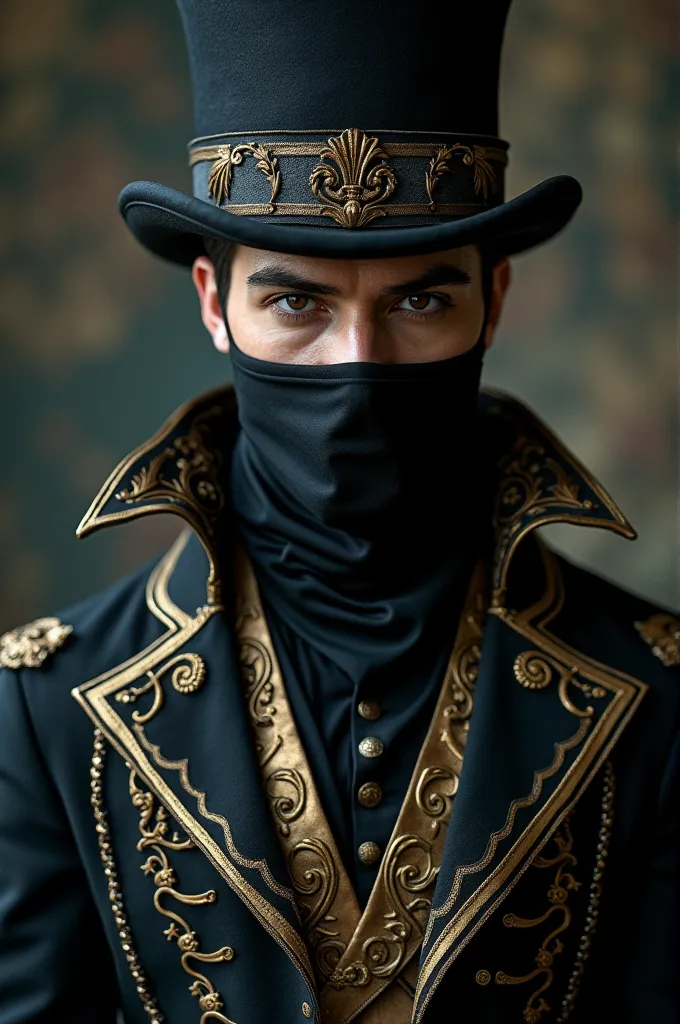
left=407, top=294, right=431, bottom=310
left=279, top=294, right=313, bottom=312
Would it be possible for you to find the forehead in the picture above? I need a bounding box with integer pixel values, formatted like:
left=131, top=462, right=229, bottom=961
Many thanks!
left=232, top=244, right=481, bottom=287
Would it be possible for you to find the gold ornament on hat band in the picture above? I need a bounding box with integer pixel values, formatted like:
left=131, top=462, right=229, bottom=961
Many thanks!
left=189, top=128, right=507, bottom=226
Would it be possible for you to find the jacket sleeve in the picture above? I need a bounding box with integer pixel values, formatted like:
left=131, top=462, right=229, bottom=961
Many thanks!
left=620, top=727, right=680, bottom=1024
left=0, top=669, right=119, bottom=1024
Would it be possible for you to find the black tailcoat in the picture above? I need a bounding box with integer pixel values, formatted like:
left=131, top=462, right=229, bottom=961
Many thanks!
left=0, top=388, right=677, bottom=1024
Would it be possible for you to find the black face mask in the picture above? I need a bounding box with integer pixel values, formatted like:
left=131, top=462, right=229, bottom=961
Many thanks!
left=228, top=331, right=486, bottom=547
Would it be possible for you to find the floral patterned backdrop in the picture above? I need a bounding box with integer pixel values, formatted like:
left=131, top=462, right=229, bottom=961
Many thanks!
left=0, top=0, right=676, bottom=632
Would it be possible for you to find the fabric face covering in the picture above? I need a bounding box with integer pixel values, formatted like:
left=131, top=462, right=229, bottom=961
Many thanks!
left=227, top=331, right=487, bottom=553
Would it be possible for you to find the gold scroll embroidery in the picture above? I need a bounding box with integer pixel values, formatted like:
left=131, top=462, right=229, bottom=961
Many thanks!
left=425, top=144, right=496, bottom=206
left=113, top=408, right=225, bottom=605
left=90, top=730, right=163, bottom=1022
left=207, top=143, right=281, bottom=211
left=0, top=617, right=72, bottom=669
left=236, top=552, right=486, bottom=1023
left=634, top=613, right=680, bottom=667
left=476, top=816, right=581, bottom=1023
left=309, top=128, right=398, bottom=228
left=130, top=770, right=239, bottom=1024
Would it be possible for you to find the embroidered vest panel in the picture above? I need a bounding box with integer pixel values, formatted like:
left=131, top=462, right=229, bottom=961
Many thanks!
left=236, top=551, right=486, bottom=1023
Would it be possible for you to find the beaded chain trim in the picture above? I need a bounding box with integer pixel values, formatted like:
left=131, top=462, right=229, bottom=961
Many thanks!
left=91, top=728, right=164, bottom=1022
left=556, top=761, right=615, bottom=1021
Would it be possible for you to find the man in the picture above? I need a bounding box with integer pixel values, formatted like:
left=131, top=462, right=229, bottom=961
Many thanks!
left=0, top=1, right=677, bottom=1023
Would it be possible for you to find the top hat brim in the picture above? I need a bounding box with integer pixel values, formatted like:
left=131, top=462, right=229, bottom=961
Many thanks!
left=119, top=174, right=582, bottom=266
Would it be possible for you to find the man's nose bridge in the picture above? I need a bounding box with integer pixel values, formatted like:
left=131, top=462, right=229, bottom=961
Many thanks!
left=340, top=307, right=384, bottom=362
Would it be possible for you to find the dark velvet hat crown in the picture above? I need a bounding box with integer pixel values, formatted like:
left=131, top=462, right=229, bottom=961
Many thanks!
left=119, top=0, right=582, bottom=265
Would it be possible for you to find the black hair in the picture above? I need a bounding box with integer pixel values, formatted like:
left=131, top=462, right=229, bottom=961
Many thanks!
left=202, top=237, right=235, bottom=315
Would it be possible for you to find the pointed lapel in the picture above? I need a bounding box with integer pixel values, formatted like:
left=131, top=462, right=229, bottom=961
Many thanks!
left=73, top=532, right=317, bottom=1002
left=413, top=540, right=646, bottom=1021
left=71, top=383, right=648, bottom=1023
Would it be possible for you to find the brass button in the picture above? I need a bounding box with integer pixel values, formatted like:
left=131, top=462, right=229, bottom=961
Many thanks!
left=301, top=1002, right=312, bottom=1019
left=357, top=782, right=383, bottom=808
left=358, top=841, right=382, bottom=866
left=358, top=699, right=381, bottom=721
left=358, top=736, right=384, bottom=759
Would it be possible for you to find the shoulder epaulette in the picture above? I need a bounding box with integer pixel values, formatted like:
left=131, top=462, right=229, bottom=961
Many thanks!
left=0, top=617, right=73, bottom=670
left=634, top=612, right=680, bottom=668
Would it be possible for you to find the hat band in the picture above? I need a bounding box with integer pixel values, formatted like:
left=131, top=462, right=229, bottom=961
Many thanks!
left=188, top=128, right=508, bottom=228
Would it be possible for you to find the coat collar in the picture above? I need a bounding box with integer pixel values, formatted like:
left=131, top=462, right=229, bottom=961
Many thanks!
left=73, top=385, right=643, bottom=1022
left=76, top=383, right=635, bottom=610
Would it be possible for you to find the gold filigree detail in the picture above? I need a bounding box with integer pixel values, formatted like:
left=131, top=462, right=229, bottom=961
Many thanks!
left=266, top=768, right=306, bottom=836
left=113, top=409, right=224, bottom=604
left=90, top=731, right=163, bottom=1022
left=440, top=589, right=484, bottom=760
left=309, top=128, right=397, bottom=228
left=514, top=652, right=607, bottom=717
left=207, top=143, right=281, bottom=211
left=477, top=817, right=581, bottom=1023
left=634, top=613, right=680, bottom=667
left=130, top=770, right=239, bottom=1024
left=238, top=629, right=283, bottom=767
left=330, top=833, right=438, bottom=992
left=0, top=617, right=72, bottom=670
left=425, top=143, right=497, bottom=206
left=416, top=766, right=458, bottom=839
left=289, top=837, right=344, bottom=981
left=116, top=653, right=206, bottom=724
left=557, top=763, right=614, bottom=1021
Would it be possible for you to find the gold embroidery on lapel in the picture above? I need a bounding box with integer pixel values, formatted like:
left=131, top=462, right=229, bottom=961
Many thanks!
left=557, top=762, right=615, bottom=1022
left=73, top=602, right=318, bottom=1006
left=237, top=552, right=486, bottom=1023
left=90, top=730, right=163, bottom=1023
left=116, top=653, right=206, bottom=722
left=514, top=652, right=607, bottom=712
left=235, top=551, right=359, bottom=987
left=634, top=613, right=680, bottom=667
left=486, top=394, right=635, bottom=613
left=414, top=544, right=646, bottom=1022
left=476, top=816, right=581, bottom=1023
left=130, top=771, right=240, bottom=1023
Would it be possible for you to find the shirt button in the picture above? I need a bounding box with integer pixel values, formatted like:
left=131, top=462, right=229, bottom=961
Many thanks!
left=301, top=1002, right=312, bottom=1018
left=358, top=841, right=382, bottom=866
left=358, top=736, right=384, bottom=759
left=357, top=782, right=383, bottom=808
left=358, top=699, right=381, bottom=721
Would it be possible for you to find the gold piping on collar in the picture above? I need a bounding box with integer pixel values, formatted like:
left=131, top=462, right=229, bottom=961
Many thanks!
left=77, top=386, right=635, bottom=623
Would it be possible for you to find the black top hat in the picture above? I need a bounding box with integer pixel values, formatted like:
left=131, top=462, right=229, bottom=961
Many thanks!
left=120, top=0, right=582, bottom=265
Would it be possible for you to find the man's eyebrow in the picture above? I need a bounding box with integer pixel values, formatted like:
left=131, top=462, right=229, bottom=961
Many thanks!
left=382, top=263, right=472, bottom=295
left=245, top=265, right=342, bottom=296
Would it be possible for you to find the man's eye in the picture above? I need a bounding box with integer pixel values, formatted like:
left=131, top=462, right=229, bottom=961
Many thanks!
left=397, top=294, right=443, bottom=313
left=275, top=295, right=317, bottom=313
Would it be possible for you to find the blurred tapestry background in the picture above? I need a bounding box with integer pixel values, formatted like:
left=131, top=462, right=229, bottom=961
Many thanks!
left=0, top=0, right=676, bottom=632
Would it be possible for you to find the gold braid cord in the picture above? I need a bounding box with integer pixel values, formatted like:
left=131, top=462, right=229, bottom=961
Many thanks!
left=556, top=763, right=615, bottom=1022
left=90, top=729, right=163, bottom=1022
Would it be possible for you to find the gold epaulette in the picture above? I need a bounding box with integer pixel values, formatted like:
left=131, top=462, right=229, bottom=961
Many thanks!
left=634, top=612, right=680, bottom=668
left=0, top=617, right=73, bottom=670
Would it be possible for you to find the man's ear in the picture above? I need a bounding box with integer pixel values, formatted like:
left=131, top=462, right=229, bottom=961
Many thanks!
left=192, top=256, right=229, bottom=353
left=484, top=257, right=511, bottom=350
